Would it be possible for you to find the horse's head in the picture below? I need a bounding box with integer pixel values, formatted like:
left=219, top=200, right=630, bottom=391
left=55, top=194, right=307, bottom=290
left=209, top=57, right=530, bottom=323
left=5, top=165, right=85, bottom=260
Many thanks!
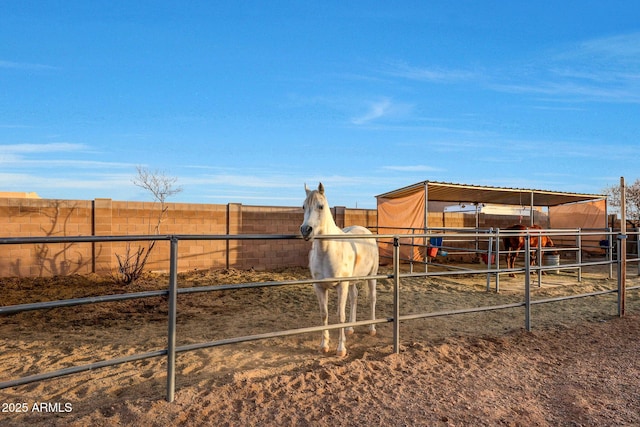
left=544, top=236, right=559, bottom=255
left=300, top=182, right=328, bottom=241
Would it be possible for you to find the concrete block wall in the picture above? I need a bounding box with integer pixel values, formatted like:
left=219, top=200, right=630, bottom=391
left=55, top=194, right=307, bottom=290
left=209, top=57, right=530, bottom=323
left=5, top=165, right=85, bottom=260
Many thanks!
left=0, top=197, right=378, bottom=277
left=237, top=205, right=307, bottom=270
left=0, top=198, right=95, bottom=277
left=338, top=207, right=377, bottom=230
left=105, top=200, right=231, bottom=273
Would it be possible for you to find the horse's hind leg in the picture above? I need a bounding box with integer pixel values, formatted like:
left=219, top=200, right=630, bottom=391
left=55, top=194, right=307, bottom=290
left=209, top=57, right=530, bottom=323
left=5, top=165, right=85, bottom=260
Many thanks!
left=368, top=278, right=377, bottom=336
left=346, top=283, right=358, bottom=336
left=313, top=284, right=330, bottom=354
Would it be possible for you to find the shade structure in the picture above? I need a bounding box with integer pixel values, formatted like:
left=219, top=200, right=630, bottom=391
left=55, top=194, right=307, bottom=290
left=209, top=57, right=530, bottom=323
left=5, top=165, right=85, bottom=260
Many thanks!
left=376, top=180, right=608, bottom=262
left=377, top=181, right=605, bottom=208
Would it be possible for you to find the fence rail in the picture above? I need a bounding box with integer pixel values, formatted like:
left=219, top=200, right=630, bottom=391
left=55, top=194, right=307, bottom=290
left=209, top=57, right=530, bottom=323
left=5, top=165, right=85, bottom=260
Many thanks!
left=0, top=228, right=638, bottom=402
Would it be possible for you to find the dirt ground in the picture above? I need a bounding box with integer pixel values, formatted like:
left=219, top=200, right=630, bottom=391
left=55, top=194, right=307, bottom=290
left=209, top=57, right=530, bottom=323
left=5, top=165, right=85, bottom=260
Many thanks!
left=1, top=264, right=639, bottom=426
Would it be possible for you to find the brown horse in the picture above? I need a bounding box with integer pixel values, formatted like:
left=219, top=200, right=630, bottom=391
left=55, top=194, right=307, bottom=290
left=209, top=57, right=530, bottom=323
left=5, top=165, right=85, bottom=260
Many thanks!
left=503, top=224, right=555, bottom=277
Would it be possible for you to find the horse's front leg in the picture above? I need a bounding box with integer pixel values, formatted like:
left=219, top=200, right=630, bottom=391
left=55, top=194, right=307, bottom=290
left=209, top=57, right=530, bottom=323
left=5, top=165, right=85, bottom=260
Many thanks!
left=313, top=284, right=330, bottom=354
left=529, top=250, right=544, bottom=275
left=346, top=283, right=358, bottom=336
left=539, top=253, right=546, bottom=275
left=368, top=278, right=377, bottom=336
left=507, top=252, right=516, bottom=277
left=336, top=282, right=349, bottom=357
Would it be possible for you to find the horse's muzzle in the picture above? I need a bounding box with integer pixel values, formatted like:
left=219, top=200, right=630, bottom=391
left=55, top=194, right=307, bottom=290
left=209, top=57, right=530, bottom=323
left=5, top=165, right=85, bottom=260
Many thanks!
left=300, top=225, right=313, bottom=241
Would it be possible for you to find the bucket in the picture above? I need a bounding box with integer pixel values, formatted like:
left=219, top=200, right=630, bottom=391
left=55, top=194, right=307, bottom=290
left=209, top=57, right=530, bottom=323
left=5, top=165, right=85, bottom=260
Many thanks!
left=544, top=254, right=560, bottom=274
left=429, top=237, right=443, bottom=247
left=427, top=247, right=438, bottom=257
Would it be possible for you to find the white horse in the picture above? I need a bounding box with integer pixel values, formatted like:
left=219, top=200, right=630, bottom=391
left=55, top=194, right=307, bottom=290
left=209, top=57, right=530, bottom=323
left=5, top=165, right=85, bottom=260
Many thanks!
left=300, top=183, right=378, bottom=357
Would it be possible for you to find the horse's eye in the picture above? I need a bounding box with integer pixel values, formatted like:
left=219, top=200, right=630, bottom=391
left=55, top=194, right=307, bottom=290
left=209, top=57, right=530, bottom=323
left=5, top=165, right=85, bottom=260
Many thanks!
left=318, top=204, right=324, bottom=210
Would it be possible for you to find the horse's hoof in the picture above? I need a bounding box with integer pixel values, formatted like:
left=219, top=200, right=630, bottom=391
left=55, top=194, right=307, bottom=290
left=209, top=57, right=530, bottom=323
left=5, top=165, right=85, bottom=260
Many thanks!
left=320, top=346, right=330, bottom=354
left=336, top=349, right=347, bottom=358
left=369, top=329, right=377, bottom=337
left=345, top=328, right=354, bottom=336
left=508, top=274, right=516, bottom=278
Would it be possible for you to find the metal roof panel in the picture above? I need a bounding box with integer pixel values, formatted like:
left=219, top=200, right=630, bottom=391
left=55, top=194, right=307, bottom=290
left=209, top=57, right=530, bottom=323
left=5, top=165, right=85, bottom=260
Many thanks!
left=376, top=180, right=605, bottom=207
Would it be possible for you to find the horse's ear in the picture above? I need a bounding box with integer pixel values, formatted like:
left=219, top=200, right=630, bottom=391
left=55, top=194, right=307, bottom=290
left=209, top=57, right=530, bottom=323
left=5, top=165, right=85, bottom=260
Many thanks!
left=318, top=182, right=324, bottom=194
left=304, top=183, right=311, bottom=195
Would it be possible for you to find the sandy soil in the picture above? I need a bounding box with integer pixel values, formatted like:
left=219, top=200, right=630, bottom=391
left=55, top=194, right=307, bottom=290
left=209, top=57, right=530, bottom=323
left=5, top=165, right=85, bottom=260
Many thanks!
left=1, top=264, right=639, bottom=426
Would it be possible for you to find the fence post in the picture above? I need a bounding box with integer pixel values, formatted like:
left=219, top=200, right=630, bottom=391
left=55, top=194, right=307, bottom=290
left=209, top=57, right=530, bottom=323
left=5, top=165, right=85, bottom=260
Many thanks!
left=617, top=233, right=627, bottom=317
left=166, top=236, right=178, bottom=402
left=524, top=234, right=531, bottom=332
left=577, top=228, right=583, bottom=282
left=619, top=176, right=627, bottom=317
left=393, top=236, right=400, bottom=354
left=608, top=227, right=614, bottom=279
left=486, top=228, right=493, bottom=292
left=495, top=228, right=501, bottom=292
left=536, top=230, right=542, bottom=288
left=637, top=226, right=640, bottom=276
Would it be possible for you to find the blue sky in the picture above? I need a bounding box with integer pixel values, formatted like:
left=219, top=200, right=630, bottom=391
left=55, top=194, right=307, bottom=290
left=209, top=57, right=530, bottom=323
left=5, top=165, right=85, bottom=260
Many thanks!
left=2, top=1, right=639, bottom=208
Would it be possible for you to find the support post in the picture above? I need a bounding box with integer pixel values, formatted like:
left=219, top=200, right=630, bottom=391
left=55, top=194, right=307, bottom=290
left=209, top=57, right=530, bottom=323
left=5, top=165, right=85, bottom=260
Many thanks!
left=607, top=227, right=614, bottom=279
left=524, top=234, right=531, bottom=332
left=637, top=226, right=640, bottom=276
left=393, top=236, right=400, bottom=354
left=530, top=191, right=534, bottom=227
left=577, top=228, right=583, bottom=282
left=424, top=182, right=429, bottom=272
left=619, top=177, right=627, bottom=317
left=166, top=236, right=178, bottom=402
left=537, top=230, right=542, bottom=288
left=486, top=228, right=493, bottom=292
left=495, top=228, right=501, bottom=292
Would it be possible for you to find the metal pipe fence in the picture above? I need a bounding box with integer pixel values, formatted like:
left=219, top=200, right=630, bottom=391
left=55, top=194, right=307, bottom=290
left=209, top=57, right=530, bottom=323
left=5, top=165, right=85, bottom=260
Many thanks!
left=0, top=229, right=637, bottom=402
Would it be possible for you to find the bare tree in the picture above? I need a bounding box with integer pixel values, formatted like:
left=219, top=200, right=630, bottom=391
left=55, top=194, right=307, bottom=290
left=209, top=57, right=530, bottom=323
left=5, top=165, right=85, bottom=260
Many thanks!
left=602, top=178, right=640, bottom=221
left=114, top=166, right=183, bottom=284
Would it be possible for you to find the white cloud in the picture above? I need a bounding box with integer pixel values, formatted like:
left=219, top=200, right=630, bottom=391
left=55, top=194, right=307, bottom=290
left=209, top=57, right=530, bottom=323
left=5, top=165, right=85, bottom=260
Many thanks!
left=186, top=172, right=376, bottom=190
left=186, top=174, right=301, bottom=188
left=382, top=165, right=443, bottom=172
left=381, top=61, right=475, bottom=83
left=1, top=158, right=135, bottom=169
left=0, top=60, right=56, bottom=70
left=201, top=192, right=301, bottom=203
left=0, top=154, right=21, bottom=163
left=349, top=98, right=415, bottom=125
left=0, top=124, right=32, bottom=129
left=492, top=32, right=640, bottom=103
left=569, top=32, right=640, bottom=64
left=351, top=99, right=393, bottom=125
left=0, top=143, right=135, bottom=169
left=0, top=143, right=88, bottom=153
left=491, top=80, right=640, bottom=103
left=0, top=172, right=132, bottom=190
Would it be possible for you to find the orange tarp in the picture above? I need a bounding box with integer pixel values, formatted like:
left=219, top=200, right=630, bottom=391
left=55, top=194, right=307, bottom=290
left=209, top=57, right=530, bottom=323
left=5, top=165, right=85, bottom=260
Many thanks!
left=377, top=189, right=426, bottom=263
left=549, top=199, right=607, bottom=253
